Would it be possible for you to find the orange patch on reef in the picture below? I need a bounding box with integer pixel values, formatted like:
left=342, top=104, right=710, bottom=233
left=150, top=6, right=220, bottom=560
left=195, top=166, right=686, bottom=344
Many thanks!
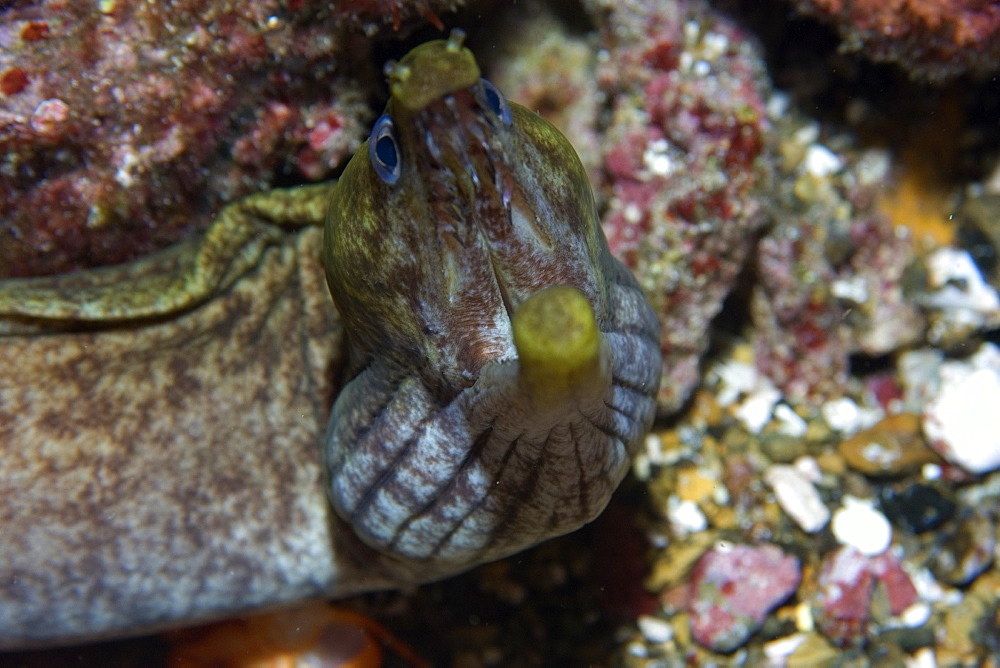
left=166, top=601, right=429, bottom=668
left=20, top=21, right=50, bottom=41
left=877, top=162, right=954, bottom=246
left=877, top=95, right=964, bottom=247
left=0, top=67, right=29, bottom=96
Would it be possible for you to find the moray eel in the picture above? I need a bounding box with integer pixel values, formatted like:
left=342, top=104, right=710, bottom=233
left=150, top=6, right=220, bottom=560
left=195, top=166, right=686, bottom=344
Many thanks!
left=0, top=31, right=661, bottom=648
left=324, top=32, right=661, bottom=582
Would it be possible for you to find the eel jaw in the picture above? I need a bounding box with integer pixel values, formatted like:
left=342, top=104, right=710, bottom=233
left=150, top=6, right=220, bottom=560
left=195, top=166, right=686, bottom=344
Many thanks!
left=325, top=281, right=632, bottom=584
left=513, top=284, right=610, bottom=410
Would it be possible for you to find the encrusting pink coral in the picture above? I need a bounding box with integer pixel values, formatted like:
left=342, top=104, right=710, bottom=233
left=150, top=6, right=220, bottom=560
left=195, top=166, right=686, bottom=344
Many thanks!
left=791, top=0, right=1000, bottom=80
left=0, top=0, right=465, bottom=279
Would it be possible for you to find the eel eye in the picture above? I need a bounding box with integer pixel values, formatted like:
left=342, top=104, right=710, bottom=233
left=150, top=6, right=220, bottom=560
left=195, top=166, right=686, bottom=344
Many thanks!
left=478, top=78, right=512, bottom=126
left=368, top=113, right=401, bottom=184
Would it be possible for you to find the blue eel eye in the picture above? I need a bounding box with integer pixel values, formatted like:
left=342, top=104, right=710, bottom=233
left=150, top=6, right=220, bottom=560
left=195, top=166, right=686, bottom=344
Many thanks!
left=479, top=78, right=512, bottom=125
left=368, top=113, right=401, bottom=184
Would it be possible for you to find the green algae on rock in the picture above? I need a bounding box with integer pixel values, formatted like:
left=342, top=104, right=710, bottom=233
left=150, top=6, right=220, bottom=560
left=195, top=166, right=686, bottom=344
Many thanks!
left=0, top=31, right=661, bottom=648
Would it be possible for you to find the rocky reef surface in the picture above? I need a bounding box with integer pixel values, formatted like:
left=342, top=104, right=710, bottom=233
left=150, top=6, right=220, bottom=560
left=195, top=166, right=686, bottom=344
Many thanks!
left=787, top=0, right=1000, bottom=81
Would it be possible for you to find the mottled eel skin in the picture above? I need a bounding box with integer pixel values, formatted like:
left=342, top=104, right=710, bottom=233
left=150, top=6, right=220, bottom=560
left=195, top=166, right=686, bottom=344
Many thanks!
left=0, top=32, right=660, bottom=648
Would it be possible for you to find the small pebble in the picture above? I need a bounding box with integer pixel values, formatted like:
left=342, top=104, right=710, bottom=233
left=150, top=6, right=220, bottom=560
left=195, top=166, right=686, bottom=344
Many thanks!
left=821, top=396, right=881, bottom=435
left=712, top=359, right=758, bottom=407
left=687, top=543, right=801, bottom=653
left=838, top=413, right=939, bottom=476
left=814, top=546, right=918, bottom=647
left=782, top=632, right=840, bottom=666
left=668, top=496, right=708, bottom=535
left=676, top=467, right=718, bottom=503
left=921, top=247, right=1000, bottom=344
left=922, top=247, right=1000, bottom=315
left=832, top=496, right=892, bottom=556
left=897, top=348, right=944, bottom=410
left=921, top=462, right=943, bottom=480
left=734, top=382, right=782, bottom=434
left=899, top=602, right=932, bottom=628
left=764, top=464, right=830, bottom=533
left=637, top=615, right=674, bottom=644
left=929, top=512, right=996, bottom=586
left=793, top=456, right=822, bottom=482
left=773, top=403, right=808, bottom=437
left=938, top=583, right=991, bottom=660
left=802, top=144, right=843, bottom=177
left=830, top=275, right=869, bottom=304
left=762, top=632, right=806, bottom=661
left=760, top=432, right=802, bottom=463
left=879, top=483, right=955, bottom=534
left=923, top=343, right=1000, bottom=474
left=909, top=648, right=938, bottom=668
left=957, top=193, right=1000, bottom=288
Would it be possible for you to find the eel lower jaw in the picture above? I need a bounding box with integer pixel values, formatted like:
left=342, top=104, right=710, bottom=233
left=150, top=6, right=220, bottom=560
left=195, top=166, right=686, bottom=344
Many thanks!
left=326, top=286, right=625, bottom=580
left=512, top=284, right=611, bottom=411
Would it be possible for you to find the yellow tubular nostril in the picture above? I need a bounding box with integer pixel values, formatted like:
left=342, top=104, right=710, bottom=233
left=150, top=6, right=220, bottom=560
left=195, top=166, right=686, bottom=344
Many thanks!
left=512, top=284, right=607, bottom=405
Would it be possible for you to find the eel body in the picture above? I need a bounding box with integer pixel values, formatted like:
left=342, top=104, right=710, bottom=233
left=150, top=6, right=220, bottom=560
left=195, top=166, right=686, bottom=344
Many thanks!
left=0, top=31, right=661, bottom=648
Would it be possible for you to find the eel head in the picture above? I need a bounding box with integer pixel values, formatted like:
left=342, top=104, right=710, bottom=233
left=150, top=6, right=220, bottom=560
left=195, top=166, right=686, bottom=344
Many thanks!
left=323, top=31, right=662, bottom=582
